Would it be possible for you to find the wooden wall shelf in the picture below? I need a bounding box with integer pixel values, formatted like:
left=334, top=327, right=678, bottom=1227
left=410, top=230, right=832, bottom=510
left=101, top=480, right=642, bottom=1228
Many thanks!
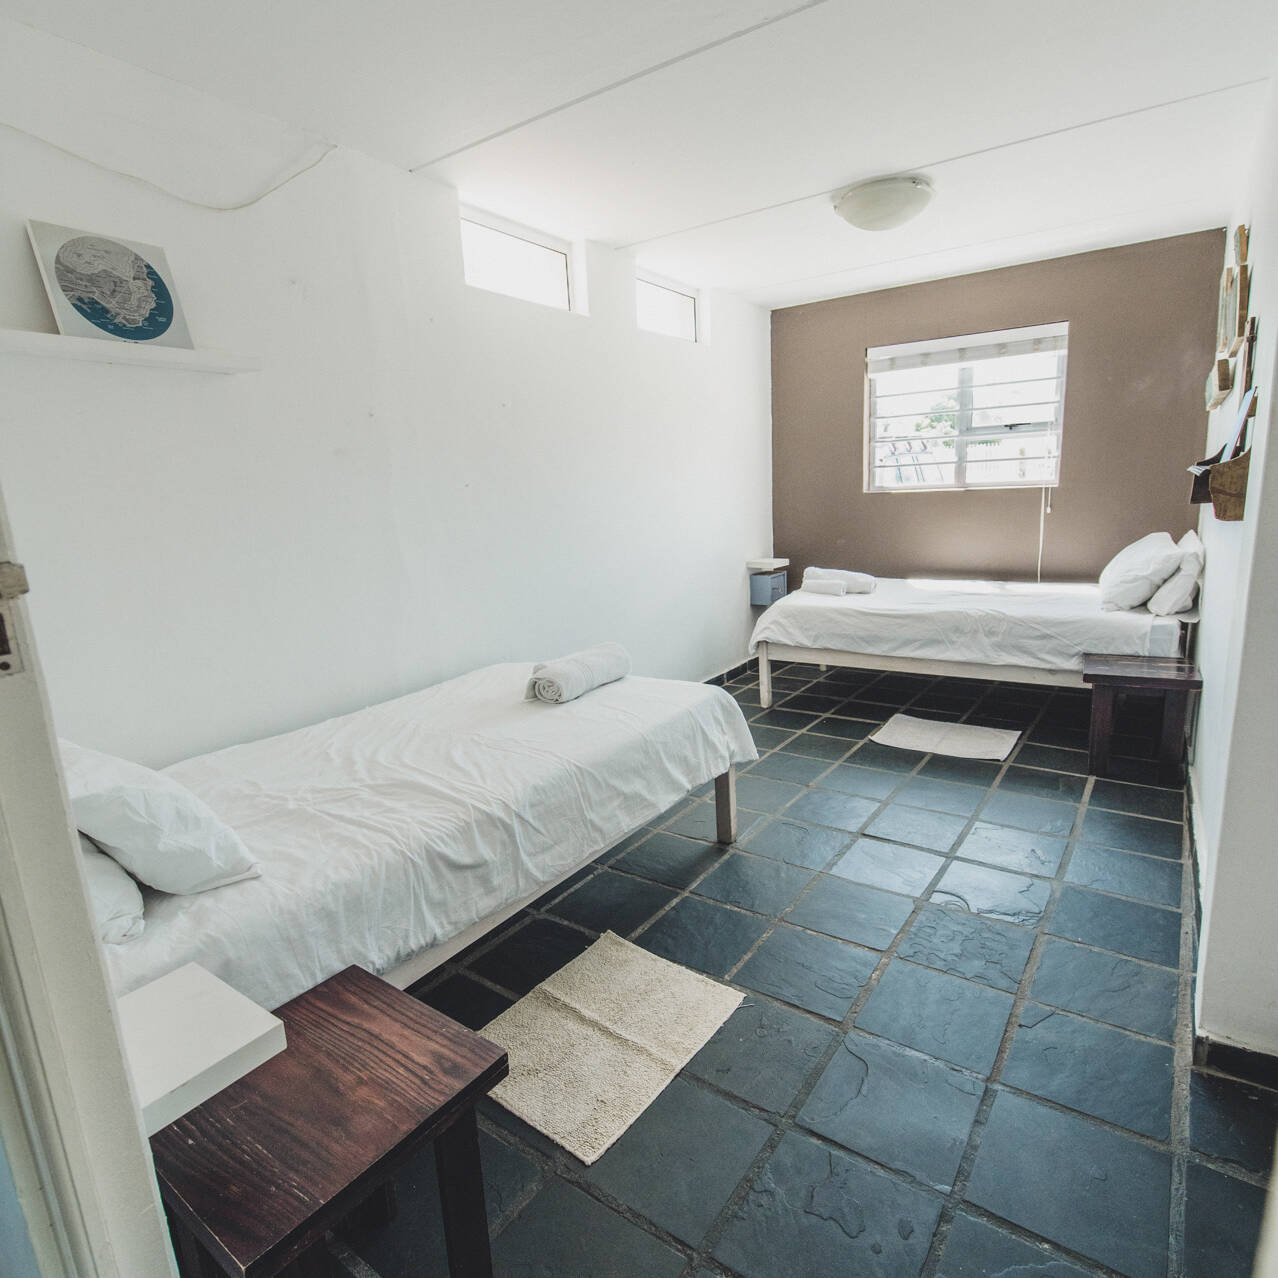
left=0, top=328, right=261, bottom=374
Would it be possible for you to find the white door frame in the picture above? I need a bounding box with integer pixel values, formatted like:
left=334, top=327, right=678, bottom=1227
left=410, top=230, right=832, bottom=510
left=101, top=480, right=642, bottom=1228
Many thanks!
left=0, top=479, right=175, bottom=1278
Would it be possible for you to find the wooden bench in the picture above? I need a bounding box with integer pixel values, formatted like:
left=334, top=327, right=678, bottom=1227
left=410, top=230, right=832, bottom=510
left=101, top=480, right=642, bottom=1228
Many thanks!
left=150, top=965, right=508, bottom=1278
left=1082, top=654, right=1202, bottom=786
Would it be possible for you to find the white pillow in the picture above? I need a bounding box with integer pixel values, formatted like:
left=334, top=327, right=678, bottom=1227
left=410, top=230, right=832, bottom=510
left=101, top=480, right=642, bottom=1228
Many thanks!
left=60, top=740, right=258, bottom=894
left=1148, top=530, right=1206, bottom=616
left=1098, top=533, right=1183, bottom=611
left=78, top=833, right=144, bottom=944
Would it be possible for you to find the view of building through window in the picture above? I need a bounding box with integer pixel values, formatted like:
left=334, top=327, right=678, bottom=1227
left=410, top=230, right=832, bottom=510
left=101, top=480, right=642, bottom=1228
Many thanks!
left=865, top=323, right=1069, bottom=491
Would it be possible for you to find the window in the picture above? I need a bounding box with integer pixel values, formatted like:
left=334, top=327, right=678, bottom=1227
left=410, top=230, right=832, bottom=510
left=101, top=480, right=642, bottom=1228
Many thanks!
left=636, top=275, right=698, bottom=341
left=865, top=322, right=1069, bottom=492
left=460, top=211, right=571, bottom=311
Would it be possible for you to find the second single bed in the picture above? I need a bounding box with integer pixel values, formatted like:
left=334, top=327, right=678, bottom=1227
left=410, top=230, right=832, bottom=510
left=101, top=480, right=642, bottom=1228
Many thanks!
left=750, top=578, right=1193, bottom=707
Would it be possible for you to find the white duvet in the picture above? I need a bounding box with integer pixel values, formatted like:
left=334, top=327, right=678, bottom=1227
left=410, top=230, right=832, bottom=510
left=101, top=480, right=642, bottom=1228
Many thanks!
left=106, top=664, right=756, bottom=1010
left=750, top=578, right=1185, bottom=671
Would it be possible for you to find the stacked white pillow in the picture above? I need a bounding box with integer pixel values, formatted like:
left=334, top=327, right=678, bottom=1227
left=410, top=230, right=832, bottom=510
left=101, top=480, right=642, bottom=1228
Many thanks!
left=61, top=741, right=258, bottom=920
left=78, top=833, right=145, bottom=945
left=1097, top=533, right=1184, bottom=611
left=1148, top=530, right=1206, bottom=616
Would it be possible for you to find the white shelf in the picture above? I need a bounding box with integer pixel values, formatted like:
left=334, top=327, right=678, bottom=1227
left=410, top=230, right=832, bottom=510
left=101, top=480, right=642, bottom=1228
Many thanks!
left=0, top=328, right=261, bottom=374
left=747, top=558, right=789, bottom=573
left=117, top=963, right=285, bottom=1134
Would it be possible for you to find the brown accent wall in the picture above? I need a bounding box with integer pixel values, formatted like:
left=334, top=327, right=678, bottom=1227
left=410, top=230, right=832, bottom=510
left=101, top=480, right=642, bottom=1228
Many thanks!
left=771, top=231, right=1224, bottom=582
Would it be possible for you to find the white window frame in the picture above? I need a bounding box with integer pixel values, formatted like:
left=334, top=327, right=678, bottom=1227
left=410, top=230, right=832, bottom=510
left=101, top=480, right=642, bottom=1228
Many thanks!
left=458, top=206, right=581, bottom=313
left=635, top=270, right=701, bottom=343
left=864, top=322, right=1069, bottom=493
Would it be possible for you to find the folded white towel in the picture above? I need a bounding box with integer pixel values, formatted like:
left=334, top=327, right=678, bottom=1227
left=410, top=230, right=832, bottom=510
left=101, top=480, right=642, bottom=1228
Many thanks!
left=803, top=566, right=876, bottom=594
left=525, top=642, right=632, bottom=704
left=801, top=579, right=846, bottom=596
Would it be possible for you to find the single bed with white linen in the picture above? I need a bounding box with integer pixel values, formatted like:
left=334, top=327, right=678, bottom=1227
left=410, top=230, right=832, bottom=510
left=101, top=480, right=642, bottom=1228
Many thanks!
left=750, top=577, right=1193, bottom=707
left=103, top=662, right=756, bottom=1011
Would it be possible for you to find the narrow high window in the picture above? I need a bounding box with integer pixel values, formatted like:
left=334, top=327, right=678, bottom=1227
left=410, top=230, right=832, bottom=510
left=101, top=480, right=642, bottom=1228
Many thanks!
left=460, top=210, right=572, bottom=311
left=636, top=275, right=698, bottom=342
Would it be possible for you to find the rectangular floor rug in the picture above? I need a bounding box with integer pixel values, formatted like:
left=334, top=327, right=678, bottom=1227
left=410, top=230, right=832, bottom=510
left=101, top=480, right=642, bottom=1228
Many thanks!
left=481, top=930, right=742, bottom=1165
left=871, top=711, right=1021, bottom=761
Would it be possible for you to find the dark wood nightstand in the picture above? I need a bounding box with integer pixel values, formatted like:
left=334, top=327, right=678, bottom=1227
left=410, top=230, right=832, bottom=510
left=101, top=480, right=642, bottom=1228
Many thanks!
left=150, top=965, right=508, bottom=1278
left=1082, top=654, right=1202, bottom=786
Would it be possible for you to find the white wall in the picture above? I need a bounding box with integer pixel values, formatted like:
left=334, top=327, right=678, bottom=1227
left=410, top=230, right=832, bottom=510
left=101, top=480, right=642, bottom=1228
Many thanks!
left=0, top=73, right=771, bottom=766
left=1191, top=78, right=1278, bottom=1054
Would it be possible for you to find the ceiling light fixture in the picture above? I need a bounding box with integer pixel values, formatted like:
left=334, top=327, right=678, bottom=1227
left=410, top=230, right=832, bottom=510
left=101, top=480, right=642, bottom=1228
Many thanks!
left=834, top=175, right=933, bottom=231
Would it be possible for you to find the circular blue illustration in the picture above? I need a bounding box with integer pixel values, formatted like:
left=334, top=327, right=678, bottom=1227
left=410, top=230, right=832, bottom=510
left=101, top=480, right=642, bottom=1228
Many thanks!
left=53, top=236, right=174, bottom=341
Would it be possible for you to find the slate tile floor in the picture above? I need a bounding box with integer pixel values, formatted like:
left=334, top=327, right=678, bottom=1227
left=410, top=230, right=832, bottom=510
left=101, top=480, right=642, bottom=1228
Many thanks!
left=335, top=663, right=1274, bottom=1278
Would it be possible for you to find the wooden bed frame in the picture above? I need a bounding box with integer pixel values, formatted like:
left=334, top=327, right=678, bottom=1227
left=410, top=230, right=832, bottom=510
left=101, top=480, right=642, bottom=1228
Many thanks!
left=390, top=766, right=738, bottom=991
left=755, top=641, right=1082, bottom=708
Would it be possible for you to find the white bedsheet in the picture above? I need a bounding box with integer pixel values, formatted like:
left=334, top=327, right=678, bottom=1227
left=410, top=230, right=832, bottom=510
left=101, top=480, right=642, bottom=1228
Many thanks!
left=105, top=664, right=756, bottom=1010
left=749, top=578, right=1185, bottom=671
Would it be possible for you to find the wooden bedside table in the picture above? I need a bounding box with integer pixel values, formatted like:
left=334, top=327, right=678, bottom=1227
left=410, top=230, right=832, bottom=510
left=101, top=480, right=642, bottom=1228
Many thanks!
left=1082, top=653, right=1202, bottom=785
left=150, top=965, right=508, bottom=1278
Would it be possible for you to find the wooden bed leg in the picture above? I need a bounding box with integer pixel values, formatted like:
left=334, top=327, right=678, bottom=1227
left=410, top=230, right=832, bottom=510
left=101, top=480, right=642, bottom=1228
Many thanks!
left=714, top=768, right=737, bottom=845
left=758, top=643, right=772, bottom=708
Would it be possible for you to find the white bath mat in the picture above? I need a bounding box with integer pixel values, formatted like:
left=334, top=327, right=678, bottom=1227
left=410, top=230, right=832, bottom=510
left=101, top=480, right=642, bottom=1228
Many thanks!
left=481, top=930, right=741, bottom=1165
left=871, top=712, right=1021, bottom=761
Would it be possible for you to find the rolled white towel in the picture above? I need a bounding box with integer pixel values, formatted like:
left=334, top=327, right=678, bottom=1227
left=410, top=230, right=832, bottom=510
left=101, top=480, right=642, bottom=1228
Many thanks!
left=804, top=566, right=876, bottom=594
left=801, top=578, right=846, bottom=596
left=525, top=642, right=632, bottom=704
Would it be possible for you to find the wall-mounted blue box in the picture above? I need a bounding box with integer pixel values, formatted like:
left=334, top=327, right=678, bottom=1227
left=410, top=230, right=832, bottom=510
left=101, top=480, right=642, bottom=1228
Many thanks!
left=749, top=570, right=787, bottom=606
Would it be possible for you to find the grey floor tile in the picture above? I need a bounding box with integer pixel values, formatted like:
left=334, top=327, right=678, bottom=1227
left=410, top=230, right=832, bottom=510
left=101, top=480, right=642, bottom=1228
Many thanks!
left=919, top=756, right=1002, bottom=786
left=831, top=839, right=944, bottom=896
left=932, top=861, right=1051, bottom=926
left=415, top=972, right=513, bottom=1031
left=1189, top=1070, right=1278, bottom=1176
left=1184, top=1161, right=1268, bottom=1278
left=613, top=832, right=725, bottom=888
left=814, top=762, right=902, bottom=799
left=492, top=1177, right=686, bottom=1278
left=808, top=715, right=877, bottom=740
left=582, top=1077, right=773, bottom=1245
left=936, top=1211, right=1096, bottom=1277
left=751, top=724, right=801, bottom=751
left=685, top=998, right=837, bottom=1114
left=777, top=733, right=854, bottom=762
left=1090, top=778, right=1184, bottom=822
left=694, top=852, right=814, bottom=916
left=995, top=765, right=1087, bottom=803
left=787, top=875, right=914, bottom=949
left=979, top=790, right=1078, bottom=837
left=895, top=776, right=988, bottom=816
left=785, top=788, right=881, bottom=832
left=1030, top=937, right=1178, bottom=1041
left=957, top=822, right=1066, bottom=877
left=636, top=896, right=768, bottom=977
left=855, top=960, right=1013, bottom=1074
left=1080, top=807, right=1184, bottom=860
left=468, top=918, right=593, bottom=995
left=896, top=904, right=1034, bottom=993
left=1065, top=842, right=1182, bottom=908
left=714, top=1130, right=943, bottom=1278
left=847, top=739, right=927, bottom=772
left=734, top=774, right=807, bottom=813
left=740, top=817, right=851, bottom=869
left=1013, top=743, right=1090, bottom=774
left=548, top=869, right=678, bottom=937
left=735, top=924, right=878, bottom=1019
left=746, top=752, right=835, bottom=785
left=1002, top=1004, right=1173, bottom=1138
left=864, top=804, right=969, bottom=853
left=799, top=1030, right=983, bottom=1191
left=1048, top=885, right=1181, bottom=967
left=965, top=1090, right=1171, bottom=1277
left=665, top=800, right=761, bottom=844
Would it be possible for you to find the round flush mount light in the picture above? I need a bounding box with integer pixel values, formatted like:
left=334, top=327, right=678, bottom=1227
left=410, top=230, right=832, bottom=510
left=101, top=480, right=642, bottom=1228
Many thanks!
left=834, top=175, right=933, bottom=231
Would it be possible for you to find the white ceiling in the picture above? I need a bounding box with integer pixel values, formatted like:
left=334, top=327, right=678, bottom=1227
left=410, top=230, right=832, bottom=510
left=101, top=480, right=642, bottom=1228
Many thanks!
left=3, top=0, right=1273, bottom=307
